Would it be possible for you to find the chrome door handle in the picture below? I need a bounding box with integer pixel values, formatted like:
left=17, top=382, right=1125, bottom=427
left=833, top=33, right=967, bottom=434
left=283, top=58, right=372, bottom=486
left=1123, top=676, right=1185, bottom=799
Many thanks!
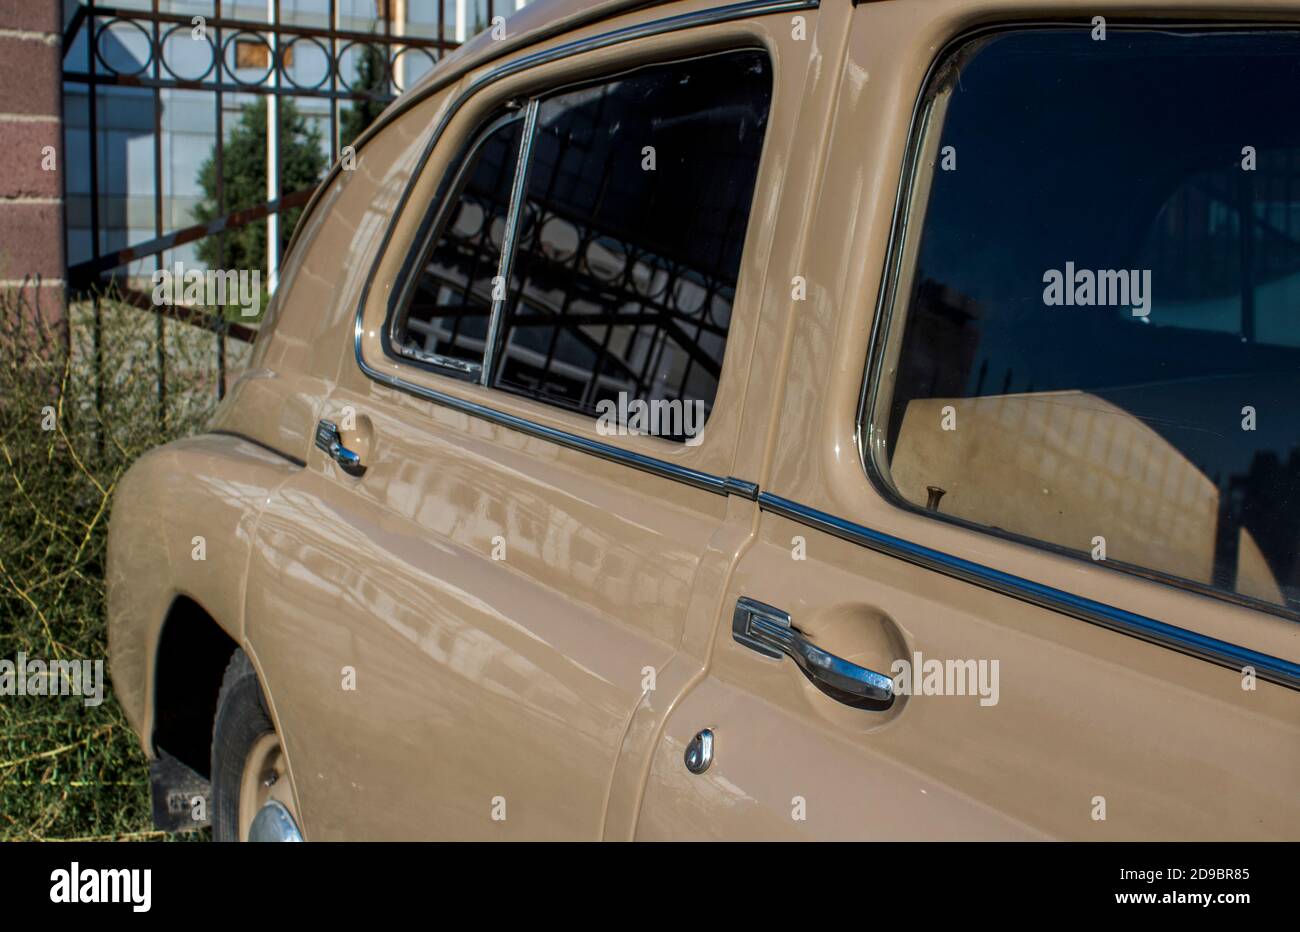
left=314, top=419, right=365, bottom=476
left=732, top=597, right=894, bottom=709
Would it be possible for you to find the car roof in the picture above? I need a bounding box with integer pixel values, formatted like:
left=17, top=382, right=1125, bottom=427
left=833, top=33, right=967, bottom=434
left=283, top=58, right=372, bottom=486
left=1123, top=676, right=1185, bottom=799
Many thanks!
left=407, top=0, right=672, bottom=96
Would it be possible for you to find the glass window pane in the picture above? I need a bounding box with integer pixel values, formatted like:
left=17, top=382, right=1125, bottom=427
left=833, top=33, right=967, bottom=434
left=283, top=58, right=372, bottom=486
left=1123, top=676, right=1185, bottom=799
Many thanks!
left=871, top=29, right=1300, bottom=613
left=391, top=111, right=523, bottom=375
left=490, top=50, right=772, bottom=442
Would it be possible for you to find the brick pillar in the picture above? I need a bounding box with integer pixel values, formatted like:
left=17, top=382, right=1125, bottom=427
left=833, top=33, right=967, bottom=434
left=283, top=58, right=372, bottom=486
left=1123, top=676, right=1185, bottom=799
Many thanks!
left=0, top=0, right=64, bottom=317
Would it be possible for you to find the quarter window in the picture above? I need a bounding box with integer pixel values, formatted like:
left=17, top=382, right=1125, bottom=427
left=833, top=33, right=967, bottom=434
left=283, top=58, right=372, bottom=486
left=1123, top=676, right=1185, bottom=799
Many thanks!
left=868, top=29, right=1300, bottom=613
left=392, top=111, right=525, bottom=376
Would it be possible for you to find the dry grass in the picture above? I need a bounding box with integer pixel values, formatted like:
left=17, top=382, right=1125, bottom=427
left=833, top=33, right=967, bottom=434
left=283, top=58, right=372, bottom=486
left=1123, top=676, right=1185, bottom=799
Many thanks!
left=0, top=287, right=251, bottom=840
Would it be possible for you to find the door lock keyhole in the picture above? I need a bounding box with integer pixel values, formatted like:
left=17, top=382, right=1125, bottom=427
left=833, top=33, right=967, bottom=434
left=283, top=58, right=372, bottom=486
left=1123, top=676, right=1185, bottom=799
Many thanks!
left=684, top=728, right=714, bottom=774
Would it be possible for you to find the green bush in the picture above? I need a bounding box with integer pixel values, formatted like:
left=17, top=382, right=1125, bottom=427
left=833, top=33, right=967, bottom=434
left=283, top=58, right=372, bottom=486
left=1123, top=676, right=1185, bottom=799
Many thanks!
left=0, top=288, right=243, bottom=840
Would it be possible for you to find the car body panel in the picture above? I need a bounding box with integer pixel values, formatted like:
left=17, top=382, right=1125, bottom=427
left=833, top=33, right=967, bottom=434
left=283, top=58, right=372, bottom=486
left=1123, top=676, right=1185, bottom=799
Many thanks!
left=105, top=0, right=1300, bottom=841
left=635, top=0, right=1300, bottom=840
left=106, top=434, right=301, bottom=745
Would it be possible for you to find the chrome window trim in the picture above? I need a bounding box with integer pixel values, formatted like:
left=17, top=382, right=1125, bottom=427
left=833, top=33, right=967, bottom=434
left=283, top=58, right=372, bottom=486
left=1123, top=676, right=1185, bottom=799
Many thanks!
left=352, top=0, right=813, bottom=497
left=361, top=373, right=735, bottom=495
left=724, top=477, right=759, bottom=501
left=758, top=492, right=1300, bottom=693
left=480, top=98, right=539, bottom=386
left=852, top=21, right=1300, bottom=624
left=393, top=344, right=483, bottom=377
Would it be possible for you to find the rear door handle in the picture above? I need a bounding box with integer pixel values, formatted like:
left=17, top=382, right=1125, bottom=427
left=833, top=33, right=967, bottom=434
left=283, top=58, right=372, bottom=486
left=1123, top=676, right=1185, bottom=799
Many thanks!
left=732, top=597, right=894, bottom=709
left=315, top=419, right=365, bottom=476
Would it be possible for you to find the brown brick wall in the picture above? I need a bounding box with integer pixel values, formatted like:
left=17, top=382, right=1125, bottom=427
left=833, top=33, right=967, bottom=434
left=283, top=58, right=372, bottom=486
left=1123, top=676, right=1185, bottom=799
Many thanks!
left=0, top=3, right=65, bottom=312
left=0, top=1, right=61, bottom=33
left=0, top=37, right=61, bottom=116
left=0, top=120, right=63, bottom=200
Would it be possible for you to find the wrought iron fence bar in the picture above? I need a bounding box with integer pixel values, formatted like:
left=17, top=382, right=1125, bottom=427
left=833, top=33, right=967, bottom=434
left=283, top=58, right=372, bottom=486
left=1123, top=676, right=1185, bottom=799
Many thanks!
left=67, top=187, right=317, bottom=286
left=62, top=73, right=402, bottom=102
left=152, top=0, right=166, bottom=430
left=111, top=284, right=258, bottom=344
left=85, top=0, right=104, bottom=452
left=61, top=4, right=88, bottom=56
left=328, top=0, right=338, bottom=163
left=383, top=0, right=392, bottom=92
left=216, top=0, right=228, bottom=398
left=75, top=6, right=455, bottom=49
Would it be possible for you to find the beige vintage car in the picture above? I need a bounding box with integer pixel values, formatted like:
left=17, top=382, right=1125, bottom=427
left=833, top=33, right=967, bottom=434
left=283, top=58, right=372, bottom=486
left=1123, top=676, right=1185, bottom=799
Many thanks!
left=107, top=0, right=1300, bottom=841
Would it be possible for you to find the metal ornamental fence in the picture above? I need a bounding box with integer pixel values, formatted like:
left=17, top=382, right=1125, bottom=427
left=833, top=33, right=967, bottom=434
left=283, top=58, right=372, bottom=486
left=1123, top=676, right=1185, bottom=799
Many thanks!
left=59, top=1, right=493, bottom=403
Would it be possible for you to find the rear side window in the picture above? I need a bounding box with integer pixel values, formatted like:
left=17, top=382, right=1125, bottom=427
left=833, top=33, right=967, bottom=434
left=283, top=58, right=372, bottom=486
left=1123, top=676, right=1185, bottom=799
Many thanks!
left=866, top=29, right=1300, bottom=614
left=491, top=52, right=772, bottom=433
left=387, top=49, right=773, bottom=443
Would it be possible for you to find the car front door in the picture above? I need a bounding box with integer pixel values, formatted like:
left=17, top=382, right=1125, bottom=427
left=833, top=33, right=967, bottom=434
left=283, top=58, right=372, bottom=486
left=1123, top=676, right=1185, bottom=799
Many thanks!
left=636, top=0, right=1300, bottom=840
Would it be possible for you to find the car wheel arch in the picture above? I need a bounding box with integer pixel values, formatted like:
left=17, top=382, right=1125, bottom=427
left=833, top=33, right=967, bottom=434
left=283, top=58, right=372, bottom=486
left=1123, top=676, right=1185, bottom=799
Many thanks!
left=150, top=595, right=240, bottom=779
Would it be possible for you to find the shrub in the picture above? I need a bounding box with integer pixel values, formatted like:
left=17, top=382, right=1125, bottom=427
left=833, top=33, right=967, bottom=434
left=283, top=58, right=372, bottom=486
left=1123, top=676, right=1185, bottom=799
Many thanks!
left=0, top=288, right=244, bottom=840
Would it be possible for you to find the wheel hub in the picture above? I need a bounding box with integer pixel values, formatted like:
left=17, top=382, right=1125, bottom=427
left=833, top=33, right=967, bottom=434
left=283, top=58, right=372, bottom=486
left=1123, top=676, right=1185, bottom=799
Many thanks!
left=248, top=800, right=304, bottom=842
left=238, top=731, right=303, bottom=841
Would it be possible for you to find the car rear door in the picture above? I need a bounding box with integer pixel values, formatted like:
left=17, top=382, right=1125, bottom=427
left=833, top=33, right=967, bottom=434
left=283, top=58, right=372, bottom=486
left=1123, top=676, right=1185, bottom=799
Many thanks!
left=243, top=3, right=817, bottom=839
left=636, top=0, right=1300, bottom=840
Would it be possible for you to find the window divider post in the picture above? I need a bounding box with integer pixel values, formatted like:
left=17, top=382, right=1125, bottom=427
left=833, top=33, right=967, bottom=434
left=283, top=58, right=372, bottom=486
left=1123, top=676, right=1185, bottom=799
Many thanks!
left=482, top=97, right=540, bottom=387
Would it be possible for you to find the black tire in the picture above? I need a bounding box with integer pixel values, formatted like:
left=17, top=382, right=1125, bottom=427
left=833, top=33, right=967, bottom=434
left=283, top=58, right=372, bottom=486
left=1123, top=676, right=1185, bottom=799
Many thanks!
left=210, top=649, right=275, bottom=841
